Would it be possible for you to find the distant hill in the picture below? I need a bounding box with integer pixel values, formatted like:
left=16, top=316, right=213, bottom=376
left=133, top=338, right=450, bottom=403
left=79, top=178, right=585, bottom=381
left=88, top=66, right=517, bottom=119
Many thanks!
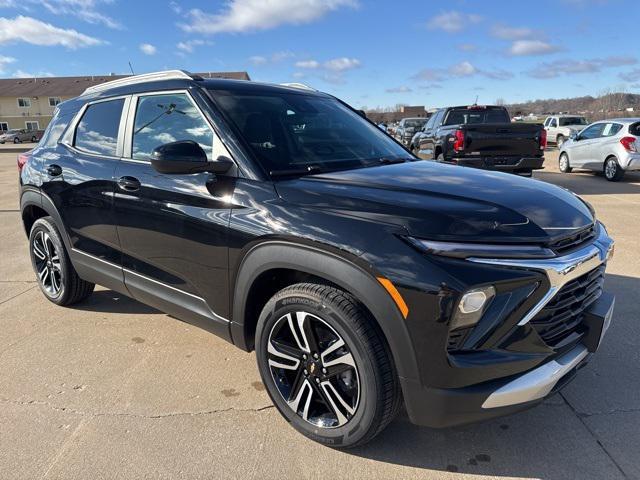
left=507, top=92, right=640, bottom=120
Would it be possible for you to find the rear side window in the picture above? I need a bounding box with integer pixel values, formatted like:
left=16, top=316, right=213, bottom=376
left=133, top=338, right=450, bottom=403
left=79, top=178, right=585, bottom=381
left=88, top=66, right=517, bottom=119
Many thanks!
left=74, top=99, right=124, bottom=156
left=40, top=110, right=73, bottom=148
left=602, top=123, right=623, bottom=137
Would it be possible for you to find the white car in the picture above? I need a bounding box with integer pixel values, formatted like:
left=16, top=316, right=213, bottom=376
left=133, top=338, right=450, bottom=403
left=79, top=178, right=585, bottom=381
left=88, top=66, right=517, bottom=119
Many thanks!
left=559, top=118, right=640, bottom=181
left=544, top=115, right=588, bottom=147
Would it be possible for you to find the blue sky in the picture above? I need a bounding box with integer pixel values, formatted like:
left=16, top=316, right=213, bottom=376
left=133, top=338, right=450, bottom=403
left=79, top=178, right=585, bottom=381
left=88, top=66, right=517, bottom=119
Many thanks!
left=1, top=0, right=639, bottom=109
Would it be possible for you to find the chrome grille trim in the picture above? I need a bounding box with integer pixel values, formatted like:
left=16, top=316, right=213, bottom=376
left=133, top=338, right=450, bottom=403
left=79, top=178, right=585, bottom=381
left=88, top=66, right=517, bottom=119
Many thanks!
left=468, top=222, right=614, bottom=326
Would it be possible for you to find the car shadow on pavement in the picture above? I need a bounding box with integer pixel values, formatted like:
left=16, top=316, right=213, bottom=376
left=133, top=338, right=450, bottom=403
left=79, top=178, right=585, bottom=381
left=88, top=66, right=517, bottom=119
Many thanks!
left=70, top=289, right=158, bottom=314
left=535, top=169, right=640, bottom=196
left=348, top=272, right=639, bottom=478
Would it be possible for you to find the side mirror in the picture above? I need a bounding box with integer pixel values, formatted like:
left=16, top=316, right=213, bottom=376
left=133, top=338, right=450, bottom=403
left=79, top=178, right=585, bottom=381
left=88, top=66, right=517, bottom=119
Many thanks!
left=151, top=140, right=233, bottom=175
left=356, top=109, right=367, bottom=119
left=570, top=132, right=578, bottom=141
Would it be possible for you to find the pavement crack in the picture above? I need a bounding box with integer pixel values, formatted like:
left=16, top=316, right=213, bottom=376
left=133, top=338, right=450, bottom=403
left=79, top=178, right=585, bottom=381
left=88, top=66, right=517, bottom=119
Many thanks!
left=0, top=285, right=36, bottom=306
left=560, top=392, right=629, bottom=479
left=0, top=397, right=275, bottom=419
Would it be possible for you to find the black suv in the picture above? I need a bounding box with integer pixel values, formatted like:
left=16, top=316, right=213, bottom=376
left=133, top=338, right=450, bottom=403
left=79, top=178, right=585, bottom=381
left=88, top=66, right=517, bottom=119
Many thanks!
left=19, top=71, right=616, bottom=448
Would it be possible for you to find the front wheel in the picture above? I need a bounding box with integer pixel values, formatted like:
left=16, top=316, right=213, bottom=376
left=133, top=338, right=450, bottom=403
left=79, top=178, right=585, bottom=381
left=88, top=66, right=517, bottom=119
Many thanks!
left=559, top=153, right=572, bottom=173
left=31, top=135, right=37, bottom=142
left=604, top=157, right=625, bottom=182
left=29, top=217, right=95, bottom=305
left=13, top=137, right=19, bottom=144
left=556, top=135, right=565, bottom=148
left=256, top=283, right=400, bottom=448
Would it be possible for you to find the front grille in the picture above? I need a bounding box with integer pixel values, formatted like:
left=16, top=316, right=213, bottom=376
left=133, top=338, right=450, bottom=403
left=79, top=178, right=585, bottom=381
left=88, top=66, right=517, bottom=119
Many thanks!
left=548, top=225, right=596, bottom=256
left=531, top=265, right=605, bottom=351
left=447, top=328, right=471, bottom=351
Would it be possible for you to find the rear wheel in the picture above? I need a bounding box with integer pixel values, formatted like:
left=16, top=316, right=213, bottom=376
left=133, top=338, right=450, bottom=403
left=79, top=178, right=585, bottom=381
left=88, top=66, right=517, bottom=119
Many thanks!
left=29, top=217, right=94, bottom=305
left=13, top=137, right=19, bottom=144
left=256, top=283, right=400, bottom=448
left=31, top=135, right=37, bottom=142
left=559, top=153, right=572, bottom=173
left=604, top=156, right=624, bottom=182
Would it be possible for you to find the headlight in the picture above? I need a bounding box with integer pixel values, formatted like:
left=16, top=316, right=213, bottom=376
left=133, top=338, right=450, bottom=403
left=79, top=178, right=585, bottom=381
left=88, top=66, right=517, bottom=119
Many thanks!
left=407, top=237, right=554, bottom=259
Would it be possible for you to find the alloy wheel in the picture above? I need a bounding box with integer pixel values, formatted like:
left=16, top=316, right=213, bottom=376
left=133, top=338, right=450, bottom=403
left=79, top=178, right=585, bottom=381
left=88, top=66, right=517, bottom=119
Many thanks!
left=32, top=230, right=63, bottom=296
left=267, top=311, right=360, bottom=428
left=605, top=159, right=617, bottom=180
left=560, top=155, right=568, bottom=171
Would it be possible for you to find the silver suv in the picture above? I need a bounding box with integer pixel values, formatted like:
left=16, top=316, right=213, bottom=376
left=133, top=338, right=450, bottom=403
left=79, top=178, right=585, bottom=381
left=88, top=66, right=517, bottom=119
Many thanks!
left=559, top=118, right=640, bottom=181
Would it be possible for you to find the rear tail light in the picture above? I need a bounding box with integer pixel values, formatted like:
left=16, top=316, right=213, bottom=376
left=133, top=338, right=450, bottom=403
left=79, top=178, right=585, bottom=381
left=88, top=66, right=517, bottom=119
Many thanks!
left=539, top=129, right=547, bottom=150
left=453, top=129, right=465, bottom=152
left=620, top=136, right=638, bottom=152
left=17, top=153, right=30, bottom=172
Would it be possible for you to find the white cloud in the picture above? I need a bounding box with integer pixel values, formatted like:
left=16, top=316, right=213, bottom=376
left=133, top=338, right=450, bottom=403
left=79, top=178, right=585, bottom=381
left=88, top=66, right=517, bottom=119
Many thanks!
left=12, top=69, right=54, bottom=78
left=385, top=86, right=412, bottom=93
left=40, top=0, right=121, bottom=29
left=427, top=11, right=482, bottom=33
left=491, top=24, right=537, bottom=40
left=619, top=68, right=640, bottom=82
left=249, top=50, right=294, bottom=65
left=0, top=54, right=16, bottom=74
left=323, top=57, right=360, bottom=72
left=413, top=61, right=513, bottom=82
left=176, top=39, right=209, bottom=54
left=181, top=0, right=358, bottom=35
left=295, top=59, right=320, bottom=69
left=509, top=40, right=561, bottom=56
left=527, top=56, right=637, bottom=79
left=139, top=43, right=157, bottom=55
left=169, top=1, right=181, bottom=14
left=0, top=16, right=104, bottom=48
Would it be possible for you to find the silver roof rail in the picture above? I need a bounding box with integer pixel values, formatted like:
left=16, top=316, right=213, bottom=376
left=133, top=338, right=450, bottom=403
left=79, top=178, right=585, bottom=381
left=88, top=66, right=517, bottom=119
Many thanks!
left=280, top=82, right=317, bottom=91
left=83, top=70, right=196, bottom=95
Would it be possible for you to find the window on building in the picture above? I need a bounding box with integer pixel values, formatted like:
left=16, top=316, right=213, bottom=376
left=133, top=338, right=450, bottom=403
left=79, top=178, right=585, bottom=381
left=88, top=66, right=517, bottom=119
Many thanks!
left=132, top=93, right=214, bottom=160
left=0, top=122, right=8, bottom=132
left=74, top=98, right=125, bottom=156
left=18, top=98, right=32, bottom=108
left=49, top=97, right=61, bottom=107
left=25, top=121, right=39, bottom=131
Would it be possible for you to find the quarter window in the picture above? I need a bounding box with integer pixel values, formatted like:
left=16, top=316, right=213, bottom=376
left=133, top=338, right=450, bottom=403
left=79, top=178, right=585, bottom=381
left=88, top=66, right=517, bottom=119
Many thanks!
left=602, top=123, right=623, bottom=137
left=18, top=98, right=31, bottom=108
left=132, top=93, right=214, bottom=161
left=74, top=99, right=124, bottom=156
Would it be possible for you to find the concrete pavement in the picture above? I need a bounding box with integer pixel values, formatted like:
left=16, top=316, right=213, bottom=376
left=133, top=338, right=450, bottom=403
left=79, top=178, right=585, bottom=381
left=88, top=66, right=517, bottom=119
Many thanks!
left=1, top=151, right=639, bottom=479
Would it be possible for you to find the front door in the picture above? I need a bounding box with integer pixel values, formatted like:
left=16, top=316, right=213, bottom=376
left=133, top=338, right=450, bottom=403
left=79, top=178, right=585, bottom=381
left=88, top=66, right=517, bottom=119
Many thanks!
left=114, top=91, right=233, bottom=338
left=570, top=123, right=604, bottom=167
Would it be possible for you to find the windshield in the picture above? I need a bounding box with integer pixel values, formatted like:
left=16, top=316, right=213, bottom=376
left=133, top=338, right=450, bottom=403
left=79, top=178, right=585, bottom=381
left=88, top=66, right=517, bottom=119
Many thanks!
left=404, top=119, right=426, bottom=128
left=443, top=108, right=510, bottom=126
left=211, top=90, right=410, bottom=176
left=559, top=117, right=587, bottom=126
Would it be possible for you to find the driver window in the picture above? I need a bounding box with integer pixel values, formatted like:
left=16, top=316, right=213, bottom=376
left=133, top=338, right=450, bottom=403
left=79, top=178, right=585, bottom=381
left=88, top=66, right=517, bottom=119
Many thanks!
left=424, top=115, right=435, bottom=130
left=580, top=124, right=603, bottom=140
left=549, top=119, right=557, bottom=128
left=132, top=93, right=214, bottom=160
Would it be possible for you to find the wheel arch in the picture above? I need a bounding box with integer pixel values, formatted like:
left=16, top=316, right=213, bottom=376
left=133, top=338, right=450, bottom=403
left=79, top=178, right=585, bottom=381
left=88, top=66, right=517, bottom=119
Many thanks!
left=230, top=241, right=419, bottom=381
left=21, top=190, right=72, bottom=251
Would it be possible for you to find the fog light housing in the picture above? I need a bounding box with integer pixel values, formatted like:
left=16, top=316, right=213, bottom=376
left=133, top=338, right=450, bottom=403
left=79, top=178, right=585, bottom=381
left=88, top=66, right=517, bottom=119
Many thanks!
left=451, top=285, right=496, bottom=330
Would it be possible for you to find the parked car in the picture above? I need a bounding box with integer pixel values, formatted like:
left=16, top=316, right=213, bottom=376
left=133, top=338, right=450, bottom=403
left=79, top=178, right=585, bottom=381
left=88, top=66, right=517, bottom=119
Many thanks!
left=544, top=115, right=588, bottom=147
left=0, top=128, right=40, bottom=144
left=19, top=70, right=615, bottom=448
left=394, top=117, right=427, bottom=145
left=559, top=118, right=640, bottom=181
left=413, top=105, right=546, bottom=176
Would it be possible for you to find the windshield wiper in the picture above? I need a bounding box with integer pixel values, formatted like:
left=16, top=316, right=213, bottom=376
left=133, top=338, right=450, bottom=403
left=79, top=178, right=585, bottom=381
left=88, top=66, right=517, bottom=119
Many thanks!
left=377, top=157, right=412, bottom=165
left=269, top=164, right=322, bottom=178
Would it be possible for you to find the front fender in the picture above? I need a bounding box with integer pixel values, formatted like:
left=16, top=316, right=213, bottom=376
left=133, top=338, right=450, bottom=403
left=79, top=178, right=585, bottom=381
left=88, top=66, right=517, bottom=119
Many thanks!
left=230, top=241, right=420, bottom=382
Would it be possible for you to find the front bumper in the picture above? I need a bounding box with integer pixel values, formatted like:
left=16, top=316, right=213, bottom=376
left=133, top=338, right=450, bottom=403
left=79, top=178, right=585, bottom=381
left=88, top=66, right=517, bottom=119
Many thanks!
left=402, top=290, right=614, bottom=427
left=399, top=224, right=615, bottom=428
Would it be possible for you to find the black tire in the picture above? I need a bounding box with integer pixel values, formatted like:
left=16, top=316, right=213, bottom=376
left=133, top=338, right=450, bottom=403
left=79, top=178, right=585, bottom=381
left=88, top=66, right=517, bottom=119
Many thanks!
left=29, top=217, right=94, bottom=305
left=13, top=137, right=19, bottom=144
left=556, top=135, right=565, bottom=148
left=31, top=136, right=37, bottom=142
left=604, top=156, right=624, bottom=182
left=559, top=152, right=572, bottom=173
left=256, top=283, right=400, bottom=448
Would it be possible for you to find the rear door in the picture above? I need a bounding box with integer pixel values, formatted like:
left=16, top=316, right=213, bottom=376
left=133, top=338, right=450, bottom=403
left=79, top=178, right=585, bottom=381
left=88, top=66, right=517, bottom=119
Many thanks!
left=113, top=89, right=233, bottom=338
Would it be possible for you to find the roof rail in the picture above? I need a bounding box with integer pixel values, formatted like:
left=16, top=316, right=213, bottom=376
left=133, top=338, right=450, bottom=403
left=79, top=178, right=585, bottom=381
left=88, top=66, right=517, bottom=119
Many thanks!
left=279, top=82, right=317, bottom=91
left=83, top=70, right=196, bottom=95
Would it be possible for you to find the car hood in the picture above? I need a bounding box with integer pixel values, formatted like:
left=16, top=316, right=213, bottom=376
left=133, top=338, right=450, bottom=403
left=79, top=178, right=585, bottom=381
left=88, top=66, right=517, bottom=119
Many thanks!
left=275, top=161, right=594, bottom=243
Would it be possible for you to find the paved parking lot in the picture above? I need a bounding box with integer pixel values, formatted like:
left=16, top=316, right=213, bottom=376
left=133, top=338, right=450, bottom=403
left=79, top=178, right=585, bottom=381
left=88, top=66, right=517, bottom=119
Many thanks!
left=1, top=150, right=639, bottom=479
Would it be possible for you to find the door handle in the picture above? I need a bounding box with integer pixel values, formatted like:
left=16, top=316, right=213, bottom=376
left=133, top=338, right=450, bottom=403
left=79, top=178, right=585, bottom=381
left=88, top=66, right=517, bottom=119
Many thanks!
left=46, top=164, right=62, bottom=177
left=117, top=176, right=141, bottom=191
